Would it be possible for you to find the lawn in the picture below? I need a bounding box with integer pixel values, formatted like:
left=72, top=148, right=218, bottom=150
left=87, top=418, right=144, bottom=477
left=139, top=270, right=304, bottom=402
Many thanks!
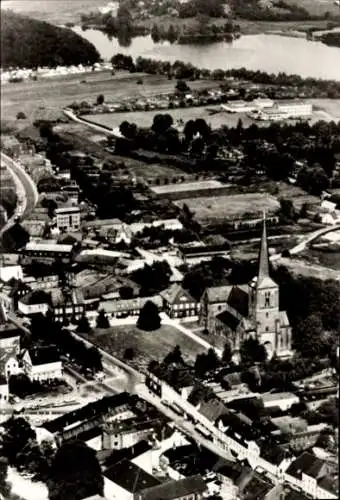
left=174, top=192, right=280, bottom=222
left=87, top=324, right=208, bottom=371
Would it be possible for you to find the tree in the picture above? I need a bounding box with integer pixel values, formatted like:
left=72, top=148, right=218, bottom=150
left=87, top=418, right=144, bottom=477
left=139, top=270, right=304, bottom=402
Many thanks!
left=119, top=285, right=134, bottom=299
left=240, top=337, right=267, bottom=366
left=48, top=440, right=104, bottom=500
left=151, top=24, right=161, bottom=43
left=0, top=457, right=11, bottom=499
left=175, top=80, right=190, bottom=93
left=164, top=345, right=183, bottom=365
left=96, top=309, right=110, bottom=329
left=124, top=347, right=135, bottom=360
left=16, top=111, right=27, bottom=120
left=137, top=301, right=161, bottom=331
left=222, top=342, right=232, bottom=365
left=76, top=314, right=91, bottom=333
left=293, top=314, right=324, bottom=358
left=1, top=417, right=36, bottom=466
left=96, top=94, right=104, bottom=105
left=279, top=198, right=296, bottom=221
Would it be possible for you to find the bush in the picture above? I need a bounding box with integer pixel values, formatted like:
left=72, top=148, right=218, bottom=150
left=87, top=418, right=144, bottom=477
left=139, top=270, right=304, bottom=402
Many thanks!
left=124, top=347, right=135, bottom=360
left=137, top=78, right=143, bottom=85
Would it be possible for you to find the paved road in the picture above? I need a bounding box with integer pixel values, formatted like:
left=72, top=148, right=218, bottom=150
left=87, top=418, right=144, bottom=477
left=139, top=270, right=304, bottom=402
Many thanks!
left=270, top=223, right=340, bottom=261
left=0, top=152, right=38, bottom=234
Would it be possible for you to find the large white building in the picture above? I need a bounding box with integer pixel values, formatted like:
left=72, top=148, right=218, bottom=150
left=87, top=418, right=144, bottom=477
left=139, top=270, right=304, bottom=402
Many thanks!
left=22, top=346, right=63, bottom=382
left=55, top=206, right=81, bottom=232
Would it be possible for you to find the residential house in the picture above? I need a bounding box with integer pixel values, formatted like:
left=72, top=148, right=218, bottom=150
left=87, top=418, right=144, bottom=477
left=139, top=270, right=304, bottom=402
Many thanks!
left=55, top=206, right=81, bottom=232
left=0, top=135, right=21, bottom=157
left=18, top=290, right=51, bottom=316
left=284, top=451, right=338, bottom=499
left=136, top=474, right=207, bottom=500
left=178, top=241, right=230, bottom=265
left=42, top=393, right=133, bottom=444
left=0, top=350, right=20, bottom=381
left=0, top=265, right=23, bottom=283
left=0, top=375, right=9, bottom=402
left=0, top=304, right=21, bottom=353
left=50, top=288, right=85, bottom=323
left=0, top=278, right=31, bottom=312
left=100, top=296, right=162, bottom=320
left=160, top=284, right=199, bottom=319
left=114, top=224, right=133, bottom=246
left=260, top=392, right=300, bottom=412
left=103, top=458, right=161, bottom=500
left=22, top=346, right=63, bottom=381
left=102, top=416, right=161, bottom=450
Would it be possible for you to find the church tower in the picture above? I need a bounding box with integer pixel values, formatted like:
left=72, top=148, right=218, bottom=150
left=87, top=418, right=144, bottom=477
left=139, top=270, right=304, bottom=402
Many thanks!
left=249, top=214, right=281, bottom=357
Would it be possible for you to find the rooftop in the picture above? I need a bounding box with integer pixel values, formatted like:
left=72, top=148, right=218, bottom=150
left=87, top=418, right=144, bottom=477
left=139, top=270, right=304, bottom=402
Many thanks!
left=24, top=241, right=73, bottom=253
left=138, top=475, right=207, bottom=500
left=103, top=458, right=160, bottom=492
left=160, top=284, right=195, bottom=305
left=27, top=346, right=60, bottom=366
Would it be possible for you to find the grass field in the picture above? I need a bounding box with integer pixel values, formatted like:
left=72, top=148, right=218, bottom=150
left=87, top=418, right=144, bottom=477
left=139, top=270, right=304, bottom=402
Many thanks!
left=1, top=71, right=222, bottom=122
left=126, top=162, right=186, bottom=180
left=85, top=107, right=256, bottom=130
left=174, top=192, right=280, bottom=222
left=88, top=323, right=208, bottom=371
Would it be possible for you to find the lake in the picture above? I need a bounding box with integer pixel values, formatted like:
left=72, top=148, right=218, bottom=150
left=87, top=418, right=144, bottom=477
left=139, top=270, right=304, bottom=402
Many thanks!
left=2, top=0, right=340, bottom=80
left=73, top=27, right=340, bottom=81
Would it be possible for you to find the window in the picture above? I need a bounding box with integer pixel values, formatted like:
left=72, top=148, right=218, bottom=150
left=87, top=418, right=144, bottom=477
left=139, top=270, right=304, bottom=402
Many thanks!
left=266, top=312, right=269, bottom=318
left=264, top=291, right=271, bottom=307
left=265, top=326, right=269, bottom=332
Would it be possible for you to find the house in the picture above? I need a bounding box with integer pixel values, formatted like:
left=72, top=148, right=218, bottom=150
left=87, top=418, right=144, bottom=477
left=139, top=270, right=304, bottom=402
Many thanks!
left=0, top=375, right=9, bottom=402
left=55, top=206, right=81, bottom=232
left=136, top=474, right=207, bottom=500
left=178, top=241, right=230, bottom=265
left=18, top=290, right=51, bottom=316
left=22, top=346, right=63, bottom=382
left=199, top=216, right=292, bottom=360
left=0, top=350, right=20, bottom=381
left=260, top=392, right=300, bottom=412
left=102, top=416, right=161, bottom=450
left=0, top=304, right=21, bottom=353
left=0, top=135, right=22, bottom=157
left=103, top=458, right=161, bottom=500
left=285, top=451, right=338, bottom=499
left=0, top=265, right=23, bottom=283
left=100, top=296, right=162, bottom=320
left=114, top=224, right=133, bottom=246
left=22, top=241, right=75, bottom=262
left=50, top=288, right=85, bottom=323
left=160, top=284, right=199, bottom=319
left=42, top=393, right=133, bottom=444
left=0, top=278, right=31, bottom=312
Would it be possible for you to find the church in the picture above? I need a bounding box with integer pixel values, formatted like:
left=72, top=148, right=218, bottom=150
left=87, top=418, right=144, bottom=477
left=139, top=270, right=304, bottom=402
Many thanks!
left=199, top=216, right=292, bottom=359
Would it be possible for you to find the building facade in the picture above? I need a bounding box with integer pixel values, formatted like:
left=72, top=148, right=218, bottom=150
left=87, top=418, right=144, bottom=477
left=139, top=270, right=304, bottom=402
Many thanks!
left=199, top=216, right=292, bottom=359
left=55, top=206, right=81, bottom=232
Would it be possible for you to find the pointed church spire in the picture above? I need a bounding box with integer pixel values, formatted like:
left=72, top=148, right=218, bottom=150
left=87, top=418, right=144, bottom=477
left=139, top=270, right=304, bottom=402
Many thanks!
left=258, top=211, right=270, bottom=280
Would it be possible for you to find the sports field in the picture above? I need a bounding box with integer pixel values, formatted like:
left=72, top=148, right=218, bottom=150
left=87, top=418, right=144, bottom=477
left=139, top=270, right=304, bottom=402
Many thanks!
left=174, top=192, right=280, bottom=222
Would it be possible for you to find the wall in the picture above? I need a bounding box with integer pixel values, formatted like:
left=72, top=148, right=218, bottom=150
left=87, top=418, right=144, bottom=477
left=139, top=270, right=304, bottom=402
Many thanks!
left=18, top=301, right=49, bottom=316
left=27, top=362, right=63, bottom=381
left=104, top=478, right=132, bottom=500
left=0, top=265, right=23, bottom=282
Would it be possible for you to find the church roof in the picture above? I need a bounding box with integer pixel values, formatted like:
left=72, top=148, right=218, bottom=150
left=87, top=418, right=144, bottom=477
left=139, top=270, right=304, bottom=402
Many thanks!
left=216, top=310, right=241, bottom=331
left=205, top=285, right=233, bottom=303
left=227, top=286, right=249, bottom=317
left=258, top=214, right=270, bottom=281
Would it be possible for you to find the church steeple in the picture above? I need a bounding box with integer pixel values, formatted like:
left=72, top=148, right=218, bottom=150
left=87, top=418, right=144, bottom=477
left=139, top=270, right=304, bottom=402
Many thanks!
left=258, top=211, right=270, bottom=281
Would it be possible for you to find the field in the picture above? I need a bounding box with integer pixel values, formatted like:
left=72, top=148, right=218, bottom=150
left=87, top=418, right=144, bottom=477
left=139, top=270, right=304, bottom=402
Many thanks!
left=88, top=324, right=208, bottom=371
left=85, top=107, right=256, bottom=131
left=174, top=192, right=280, bottom=222
left=1, top=71, right=222, bottom=122
left=151, top=180, right=226, bottom=195
left=282, top=0, right=340, bottom=17
left=126, top=161, right=185, bottom=180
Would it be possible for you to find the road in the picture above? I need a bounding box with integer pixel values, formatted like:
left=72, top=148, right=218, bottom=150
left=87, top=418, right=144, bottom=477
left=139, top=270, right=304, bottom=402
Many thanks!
left=270, top=223, right=340, bottom=261
left=0, top=152, right=38, bottom=235
left=63, top=108, right=122, bottom=138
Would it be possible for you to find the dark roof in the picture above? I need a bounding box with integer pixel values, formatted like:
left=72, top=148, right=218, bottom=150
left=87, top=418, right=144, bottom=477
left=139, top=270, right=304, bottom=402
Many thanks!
left=318, top=474, right=339, bottom=495
left=223, top=372, right=242, bottom=387
left=259, top=443, right=288, bottom=465
left=215, top=461, right=248, bottom=483
left=103, top=458, right=160, bottom=492
left=283, top=487, right=311, bottom=500
left=227, top=286, right=249, bottom=317
left=241, top=474, right=274, bottom=500
left=20, top=290, right=51, bottom=305
left=162, top=444, right=198, bottom=464
left=139, top=475, right=207, bottom=500
left=216, top=309, right=241, bottom=331
left=27, top=346, right=60, bottom=366
left=42, top=392, right=131, bottom=434
left=199, top=398, right=229, bottom=422
left=285, top=452, right=326, bottom=480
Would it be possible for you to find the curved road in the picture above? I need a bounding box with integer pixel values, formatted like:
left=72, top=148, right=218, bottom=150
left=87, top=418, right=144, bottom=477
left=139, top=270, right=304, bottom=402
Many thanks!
left=0, top=152, right=38, bottom=236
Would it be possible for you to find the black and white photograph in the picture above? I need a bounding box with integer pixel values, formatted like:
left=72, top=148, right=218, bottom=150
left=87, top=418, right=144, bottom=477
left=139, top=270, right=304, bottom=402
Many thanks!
left=0, top=0, right=339, bottom=499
